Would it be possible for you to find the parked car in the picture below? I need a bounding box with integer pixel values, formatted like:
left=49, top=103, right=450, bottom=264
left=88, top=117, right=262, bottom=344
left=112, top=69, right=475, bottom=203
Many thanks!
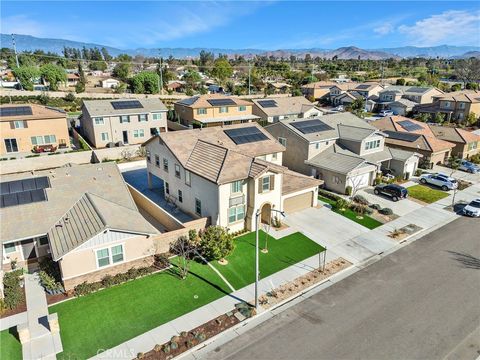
left=379, top=110, right=394, bottom=117
left=462, top=198, right=480, bottom=217
left=458, top=160, right=480, bottom=174
left=374, top=183, right=408, bottom=201
left=419, top=173, right=458, bottom=191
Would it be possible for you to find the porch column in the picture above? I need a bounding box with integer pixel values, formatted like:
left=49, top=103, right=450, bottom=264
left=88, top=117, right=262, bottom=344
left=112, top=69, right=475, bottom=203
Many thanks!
left=147, top=171, right=153, bottom=190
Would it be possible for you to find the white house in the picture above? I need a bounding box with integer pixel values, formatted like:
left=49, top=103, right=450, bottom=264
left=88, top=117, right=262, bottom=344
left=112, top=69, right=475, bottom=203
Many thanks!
left=101, top=78, right=120, bottom=89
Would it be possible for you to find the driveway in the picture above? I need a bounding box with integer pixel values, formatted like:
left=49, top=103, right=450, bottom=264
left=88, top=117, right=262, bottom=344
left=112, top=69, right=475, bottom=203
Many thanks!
left=357, top=187, right=424, bottom=216
left=431, top=164, right=480, bottom=184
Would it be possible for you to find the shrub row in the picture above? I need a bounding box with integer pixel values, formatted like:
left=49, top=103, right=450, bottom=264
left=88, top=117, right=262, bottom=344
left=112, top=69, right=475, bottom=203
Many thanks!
left=379, top=207, right=393, bottom=215
left=318, top=189, right=343, bottom=202
left=3, top=269, right=24, bottom=310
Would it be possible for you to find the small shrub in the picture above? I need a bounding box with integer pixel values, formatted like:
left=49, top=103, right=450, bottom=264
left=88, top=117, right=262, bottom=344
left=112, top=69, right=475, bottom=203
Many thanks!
left=364, top=206, right=373, bottom=215
left=170, top=341, right=178, bottom=350
left=379, top=207, right=393, bottom=215
left=345, top=186, right=352, bottom=196
left=74, top=281, right=101, bottom=297
left=349, top=203, right=366, bottom=215
left=194, top=331, right=206, bottom=341
left=154, top=344, right=162, bottom=352
left=136, top=352, right=144, bottom=359
left=186, top=339, right=194, bottom=348
left=272, top=216, right=282, bottom=228
left=25, top=154, right=40, bottom=158
left=352, top=194, right=369, bottom=205
left=333, top=198, right=349, bottom=211
left=154, top=254, right=170, bottom=269
left=318, top=189, right=343, bottom=202
left=101, top=275, right=115, bottom=288
left=369, top=203, right=382, bottom=210
left=162, top=344, right=171, bottom=353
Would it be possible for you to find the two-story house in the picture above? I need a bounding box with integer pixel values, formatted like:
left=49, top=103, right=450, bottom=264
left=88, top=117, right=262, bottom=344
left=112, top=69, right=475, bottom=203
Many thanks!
left=1, top=104, right=70, bottom=156
left=376, top=86, right=444, bottom=113
left=301, top=81, right=337, bottom=101
left=81, top=98, right=168, bottom=148
left=173, top=94, right=259, bottom=128
left=251, top=96, right=323, bottom=123
left=143, top=123, right=321, bottom=232
left=265, top=113, right=421, bottom=194
left=429, top=125, right=480, bottom=159
left=414, top=90, right=480, bottom=122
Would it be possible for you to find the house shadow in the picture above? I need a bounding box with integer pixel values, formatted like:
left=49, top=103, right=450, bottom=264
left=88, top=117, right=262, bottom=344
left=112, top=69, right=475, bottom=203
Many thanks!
left=446, top=251, right=480, bottom=269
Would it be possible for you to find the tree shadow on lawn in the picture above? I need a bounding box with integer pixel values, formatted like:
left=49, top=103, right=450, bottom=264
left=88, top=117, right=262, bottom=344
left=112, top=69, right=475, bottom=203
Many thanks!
left=446, top=251, right=480, bottom=270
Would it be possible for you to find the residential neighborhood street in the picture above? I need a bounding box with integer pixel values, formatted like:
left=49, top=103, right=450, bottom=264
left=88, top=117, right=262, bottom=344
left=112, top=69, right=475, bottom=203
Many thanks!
left=203, top=216, right=480, bottom=360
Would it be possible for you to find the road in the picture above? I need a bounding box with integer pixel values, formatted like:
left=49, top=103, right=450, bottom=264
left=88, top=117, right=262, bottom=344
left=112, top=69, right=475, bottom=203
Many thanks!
left=203, top=217, right=480, bottom=360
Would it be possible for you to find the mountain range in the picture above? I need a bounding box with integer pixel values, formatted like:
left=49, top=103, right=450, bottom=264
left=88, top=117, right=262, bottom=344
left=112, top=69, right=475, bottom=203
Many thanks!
left=2, top=34, right=480, bottom=60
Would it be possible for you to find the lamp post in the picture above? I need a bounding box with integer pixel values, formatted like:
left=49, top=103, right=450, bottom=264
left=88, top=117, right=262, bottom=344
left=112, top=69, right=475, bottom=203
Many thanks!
left=254, top=208, right=285, bottom=310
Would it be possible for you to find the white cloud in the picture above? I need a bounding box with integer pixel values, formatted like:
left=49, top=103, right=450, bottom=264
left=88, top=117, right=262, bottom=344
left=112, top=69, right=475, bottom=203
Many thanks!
left=398, top=10, right=480, bottom=46
left=374, top=23, right=394, bottom=35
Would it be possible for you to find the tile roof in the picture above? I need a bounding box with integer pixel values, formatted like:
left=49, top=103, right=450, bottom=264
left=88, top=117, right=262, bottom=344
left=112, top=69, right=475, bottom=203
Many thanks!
left=301, top=81, right=337, bottom=89
left=175, top=94, right=252, bottom=108
left=306, top=144, right=373, bottom=175
left=251, top=96, right=317, bottom=117
left=0, top=104, right=66, bottom=121
left=429, top=125, right=480, bottom=144
left=434, top=90, right=480, bottom=103
left=82, top=98, right=167, bottom=117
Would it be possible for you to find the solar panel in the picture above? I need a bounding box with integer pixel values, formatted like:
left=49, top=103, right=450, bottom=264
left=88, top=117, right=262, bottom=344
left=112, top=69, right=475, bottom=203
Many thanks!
left=356, top=84, right=371, bottom=90
left=290, top=119, right=334, bottom=134
left=224, top=127, right=269, bottom=145
left=407, top=87, right=427, bottom=93
left=0, top=189, right=47, bottom=208
left=398, top=120, right=423, bottom=132
left=0, top=176, right=50, bottom=195
left=207, top=99, right=236, bottom=106
left=0, top=106, right=33, bottom=117
left=258, top=100, right=278, bottom=108
left=384, top=130, right=421, bottom=142
left=111, top=100, right=143, bottom=110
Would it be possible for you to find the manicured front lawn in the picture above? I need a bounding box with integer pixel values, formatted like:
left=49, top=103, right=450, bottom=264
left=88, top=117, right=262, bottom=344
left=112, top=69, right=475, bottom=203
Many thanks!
left=1, top=328, right=22, bottom=360
left=49, top=231, right=322, bottom=359
left=318, top=195, right=383, bottom=230
left=407, top=184, right=449, bottom=204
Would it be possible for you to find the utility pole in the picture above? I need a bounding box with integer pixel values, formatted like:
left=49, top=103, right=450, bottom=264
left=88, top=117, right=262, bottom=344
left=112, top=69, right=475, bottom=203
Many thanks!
left=12, top=34, right=22, bottom=90
left=158, top=50, right=164, bottom=95
left=248, top=59, right=252, bottom=95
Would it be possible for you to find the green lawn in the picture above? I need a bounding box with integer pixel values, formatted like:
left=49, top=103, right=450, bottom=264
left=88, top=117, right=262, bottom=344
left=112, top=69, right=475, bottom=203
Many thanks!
left=407, top=184, right=449, bottom=204
left=49, top=231, right=322, bottom=359
left=318, top=196, right=383, bottom=230
left=0, top=328, right=21, bottom=360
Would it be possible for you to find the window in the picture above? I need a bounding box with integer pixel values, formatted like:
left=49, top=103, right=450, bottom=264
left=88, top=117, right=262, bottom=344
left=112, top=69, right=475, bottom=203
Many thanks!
left=259, top=175, right=274, bottom=194
left=197, top=108, right=207, bottom=115
left=365, top=139, right=381, bottom=150
left=139, top=114, right=147, bottom=122
left=44, top=135, right=56, bottom=144
left=315, top=143, right=320, bottom=149
left=4, top=139, right=18, bottom=153
left=96, top=248, right=110, bottom=267
left=231, top=180, right=242, bottom=194
left=146, top=150, right=151, bottom=162
left=31, top=136, right=44, bottom=145
left=94, top=117, right=104, bottom=125
left=38, top=236, right=49, bottom=246
left=101, top=132, right=109, bottom=141
left=111, top=245, right=124, bottom=263
left=133, top=129, right=145, bottom=138
left=444, top=101, right=450, bottom=108
left=272, top=152, right=278, bottom=160
left=4, top=242, right=16, bottom=254
left=219, top=106, right=228, bottom=113
left=273, top=116, right=280, bottom=122
left=278, top=137, right=287, bottom=147
left=239, top=106, right=246, bottom=111
left=332, top=175, right=341, bottom=184
left=262, top=176, right=270, bottom=192
left=195, top=198, right=202, bottom=215
left=32, top=135, right=57, bottom=145
left=165, top=182, right=170, bottom=194
left=228, top=205, right=245, bottom=223
left=163, top=158, right=169, bottom=172
left=178, top=190, right=183, bottom=203
left=468, top=142, right=478, bottom=150
left=152, top=113, right=162, bottom=120
left=175, top=164, right=181, bottom=178
left=14, top=121, right=26, bottom=129
left=120, top=115, right=130, bottom=123
left=459, top=102, right=466, bottom=109
left=155, top=155, right=160, bottom=167
left=185, top=170, right=191, bottom=186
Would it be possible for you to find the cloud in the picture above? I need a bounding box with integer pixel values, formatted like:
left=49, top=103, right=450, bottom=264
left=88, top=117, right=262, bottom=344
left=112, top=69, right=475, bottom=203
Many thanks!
left=374, top=23, right=394, bottom=35
left=1, top=15, right=45, bottom=37
left=398, top=10, right=480, bottom=46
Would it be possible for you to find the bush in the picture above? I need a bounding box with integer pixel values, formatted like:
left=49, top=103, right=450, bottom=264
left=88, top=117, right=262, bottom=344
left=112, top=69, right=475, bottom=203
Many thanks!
left=38, top=271, right=60, bottom=291
left=199, top=226, right=235, bottom=261
left=352, top=194, right=369, bottom=205
left=379, top=207, right=393, bottom=215
left=154, top=254, right=170, bottom=269
left=364, top=206, right=373, bottom=215
left=349, top=203, right=366, bottom=215
left=333, top=198, right=349, bottom=211
left=170, top=341, right=178, bottom=350
left=3, top=270, right=24, bottom=310
left=74, top=282, right=101, bottom=296
left=318, top=189, right=343, bottom=202
left=415, top=169, right=424, bottom=176
left=345, top=186, right=352, bottom=196
left=101, top=275, right=115, bottom=288
left=369, top=203, right=382, bottom=210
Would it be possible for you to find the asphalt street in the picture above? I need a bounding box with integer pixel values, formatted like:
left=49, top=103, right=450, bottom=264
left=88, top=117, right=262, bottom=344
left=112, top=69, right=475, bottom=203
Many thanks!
left=203, top=216, right=480, bottom=360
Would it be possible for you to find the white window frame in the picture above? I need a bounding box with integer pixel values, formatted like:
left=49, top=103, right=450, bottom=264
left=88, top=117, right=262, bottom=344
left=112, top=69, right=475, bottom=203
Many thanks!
left=155, top=155, right=160, bottom=167
left=228, top=205, right=245, bottom=224
left=195, top=198, right=202, bottom=216
left=272, top=152, right=278, bottom=160
left=239, top=105, right=246, bottom=111
left=133, top=129, right=145, bottom=138
left=219, top=106, right=228, bottom=113
left=163, top=158, right=169, bottom=172
left=365, top=139, right=381, bottom=150
left=14, top=121, right=26, bottom=129
left=197, top=108, right=207, bottom=115
left=185, top=170, right=191, bottom=186
left=231, top=180, right=242, bottom=194
left=4, top=242, right=16, bottom=254
left=278, top=137, right=287, bottom=147
left=165, top=182, right=170, bottom=195
left=261, top=176, right=270, bottom=192
left=101, top=132, right=109, bottom=141
left=120, top=115, right=130, bottom=123
left=152, top=113, right=162, bottom=120
left=146, top=150, right=151, bottom=162
left=175, top=164, right=181, bottom=178
left=139, top=114, right=147, bottom=122
left=96, top=248, right=110, bottom=268
left=94, top=117, right=104, bottom=125
left=111, top=244, right=124, bottom=264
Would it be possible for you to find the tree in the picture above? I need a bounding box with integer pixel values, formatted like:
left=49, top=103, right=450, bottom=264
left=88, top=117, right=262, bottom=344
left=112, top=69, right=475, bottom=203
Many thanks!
left=182, top=69, right=202, bottom=90
left=454, top=58, right=480, bottom=86
left=101, top=47, right=112, bottom=61
left=199, top=226, right=235, bottom=262
left=414, top=113, right=431, bottom=122
left=113, top=62, right=131, bottom=81
left=40, top=64, right=66, bottom=91
left=75, top=81, right=85, bottom=93
left=12, top=66, right=40, bottom=90
left=170, top=236, right=197, bottom=279
left=466, top=112, right=478, bottom=126
left=450, top=83, right=461, bottom=92
left=396, top=78, right=406, bottom=85
left=465, top=82, right=479, bottom=90
left=130, top=71, right=159, bottom=94
left=89, top=60, right=107, bottom=71
left=448, top=156, right=461, bottom=208
left=211, top=57, right=233, bottom=85
left=433, top=112, right=445, bottom=124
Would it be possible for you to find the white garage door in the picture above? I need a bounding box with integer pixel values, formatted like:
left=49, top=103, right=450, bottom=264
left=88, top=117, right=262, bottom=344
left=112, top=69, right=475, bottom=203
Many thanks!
left=283, top=192, right=313, bottom=213
left=347, top=172, right=370, bottom=189
left=405, top=161, right=416, bottom=178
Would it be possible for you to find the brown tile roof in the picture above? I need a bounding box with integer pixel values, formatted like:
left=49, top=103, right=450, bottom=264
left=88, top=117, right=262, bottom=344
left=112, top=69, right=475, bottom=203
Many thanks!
left=0, top=103, right=66, bottom=121
left=434, top=90, right=480, bottom=103
left=175, top=94, right=252, bottom=109
left=252, top=96, right=316, bottom=117
left=429, top=125, right=480, bottom=144
left=302, top=81, right=337, bottom=89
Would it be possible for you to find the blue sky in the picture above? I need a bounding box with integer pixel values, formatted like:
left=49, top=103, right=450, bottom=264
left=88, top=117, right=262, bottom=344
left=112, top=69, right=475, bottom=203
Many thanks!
left=1, top=1, right=479, bottom=49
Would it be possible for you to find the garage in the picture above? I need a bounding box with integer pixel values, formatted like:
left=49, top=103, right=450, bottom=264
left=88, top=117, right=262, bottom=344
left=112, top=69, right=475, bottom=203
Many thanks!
left=347, top=171, right=371, bottom=189
left=283, top=191, right=313, bottom=213
left=404, top=161, right=417, bottom=179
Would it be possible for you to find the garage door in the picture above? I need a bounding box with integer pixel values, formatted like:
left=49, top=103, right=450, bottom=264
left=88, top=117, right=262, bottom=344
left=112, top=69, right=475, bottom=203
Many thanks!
left=283, top=192, right=313, bottom=213
left=347, top=172, right=370, bottom=189
left=405, top=161, right=416, bottom=178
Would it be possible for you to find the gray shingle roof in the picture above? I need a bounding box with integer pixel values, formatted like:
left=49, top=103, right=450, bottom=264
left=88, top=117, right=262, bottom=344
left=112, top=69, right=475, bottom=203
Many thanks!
left=252, top=96, right=317, bottom=117
left=306, top=144, right=368, bottom=174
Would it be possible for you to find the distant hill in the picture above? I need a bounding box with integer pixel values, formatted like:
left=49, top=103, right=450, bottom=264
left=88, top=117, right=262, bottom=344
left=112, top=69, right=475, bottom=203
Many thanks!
left=2, top=34, right=479, bottom=60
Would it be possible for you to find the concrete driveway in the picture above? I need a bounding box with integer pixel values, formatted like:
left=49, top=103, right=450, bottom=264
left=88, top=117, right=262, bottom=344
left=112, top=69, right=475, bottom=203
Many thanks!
left=357, top=187, right=424, bottom=216
left=431, top=164, right=480, bottom=184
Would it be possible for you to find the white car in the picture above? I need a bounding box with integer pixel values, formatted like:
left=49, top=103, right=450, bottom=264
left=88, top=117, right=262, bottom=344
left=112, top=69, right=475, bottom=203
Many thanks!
left=463, top=198, right=480, bottom=217
left=419, top=173, right=458, bottom=191
left=379, top=110, right=394, bottom=117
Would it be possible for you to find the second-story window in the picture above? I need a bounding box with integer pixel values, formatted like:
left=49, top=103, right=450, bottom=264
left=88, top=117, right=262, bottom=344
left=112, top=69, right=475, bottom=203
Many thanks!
left=146, top=150, right=151, bottom=162
left=139, top=114, right=147, bottom=122
left=197, top=108, right=207, bottom=115
left=365, top=139, right=381, bottom=150
left=155, top=155, right=160, bottom=167
left=239, top=106, right=246, bottom=111
left=459, top=102, right=465, bottom=109
left=163, top=158, right=169, bottom=172
left=152, top=113, right=162, bottom=120
left=14, top=120, right=27, bottom=129
left=259, top=175, right=274, bottom=193
left=94, top=117, right=104, bottom=125
left=175, top=164, right=181, bottom=178
left=444, top=101, right=450, bottom=108
left=231, top=180, right=242, bottom=194
left=278, top=137, right=287, bottom=147
left=185, top=170, right=191, bottom=186
left=120, top=115, right=130, bottom=123
left=178, top=190, right=183, bottom=203
left=272, top=152, right=278, bottom=160
left=219, top=106, right=228, bottom=113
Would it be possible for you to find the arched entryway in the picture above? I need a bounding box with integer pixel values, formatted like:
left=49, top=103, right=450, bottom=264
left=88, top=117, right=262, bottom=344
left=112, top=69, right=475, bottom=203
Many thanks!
left=260, top=203, right=272, bottom=224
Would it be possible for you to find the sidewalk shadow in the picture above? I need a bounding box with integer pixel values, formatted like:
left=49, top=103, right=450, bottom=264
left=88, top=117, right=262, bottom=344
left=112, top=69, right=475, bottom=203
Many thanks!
left=446, top=251, right=480, bottom=269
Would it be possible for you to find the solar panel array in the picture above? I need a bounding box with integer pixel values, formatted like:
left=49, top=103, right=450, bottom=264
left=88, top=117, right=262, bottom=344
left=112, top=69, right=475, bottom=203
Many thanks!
left=111, top=100, right=144, bottom=110
left=224, top=127, right=269, bottom=145
left=207, top=99, right=236, bottom=106
left=0, top=176, right=50, bottom=208
left=356, top=84, right=371, bottom=90
left=290, top=119, right=334, bottom=134
left=384, top=130, right=421, bottom=142
left=398, top=120, right=423, bottom=132
left=407, top=87, right=427, bottom=93
left=0, top=106, right=33, bottom=117
left=258, top=100, right=278, bottom=108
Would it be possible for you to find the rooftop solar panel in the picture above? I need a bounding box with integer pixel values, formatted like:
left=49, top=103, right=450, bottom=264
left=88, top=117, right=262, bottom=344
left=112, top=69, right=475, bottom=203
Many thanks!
left=207, top=99, right=236, bottom=106
left=0, top=189, right=48, bottom=208
left=0, top=176, right=50, bottom=195
left=407, top=87, right=427, bottom=93
left=111, top=100, right=143, bottom=110
left=398, top=120, right=423, bottom=132
left=290, top=119, right=334, bottom=134
left=0, top=106, right=33, bottom=117
left=224, top=126, right=269, bottom=145
left=258, top=100, right=278, bottom=108
left=384, top=130, right=421, bottom=142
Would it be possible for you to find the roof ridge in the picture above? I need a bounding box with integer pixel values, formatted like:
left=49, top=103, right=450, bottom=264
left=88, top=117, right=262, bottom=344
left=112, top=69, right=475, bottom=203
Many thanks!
left=84, top=192, right=108, bottom=227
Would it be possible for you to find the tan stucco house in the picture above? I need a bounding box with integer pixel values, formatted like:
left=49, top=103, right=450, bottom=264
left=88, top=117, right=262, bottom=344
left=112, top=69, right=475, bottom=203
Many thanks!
left=143, top=123, right=321, bottom=232
left=429, top=125, right=480, bottom=159
left=251, top=96, right=323, bottom=123
left=81, top=98, right=168, bottom=148
left=376, top=86, right=444, bottom=112
left=301, top=81, right=337, bottom=100
left=1, top=104, right=70, bottom=156
left=173, top=94, right=259, bottom=128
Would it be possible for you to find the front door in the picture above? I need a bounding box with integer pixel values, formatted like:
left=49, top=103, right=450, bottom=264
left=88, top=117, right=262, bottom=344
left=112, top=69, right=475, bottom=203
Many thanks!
left=122, top=131, right=129, bottom=144
left=20, top=239, right=37, bottom=260
left=4, top=138, right=18, bottom=153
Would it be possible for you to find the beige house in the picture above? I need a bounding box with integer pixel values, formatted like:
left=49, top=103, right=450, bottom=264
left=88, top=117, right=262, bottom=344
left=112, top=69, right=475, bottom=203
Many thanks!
left=174, top=94, right=259, bottom=128
left=415, top=90, right=480, bottom=122
left=143, top=123, right=321, bottom=232
left=301, top=81, right=337, bottom=100
left=265, top=113, right=420, bottom=194
left=0, top=104, right=70, bottom=156
left=81, top=98, right=168, bottom=148
left=429, top=125, right=480, bottom=159
left=377, top=86, right=444, bottom=112
left=251, top=96, right=323, bottom=123
left=0, top=163, right=158, bottom=291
